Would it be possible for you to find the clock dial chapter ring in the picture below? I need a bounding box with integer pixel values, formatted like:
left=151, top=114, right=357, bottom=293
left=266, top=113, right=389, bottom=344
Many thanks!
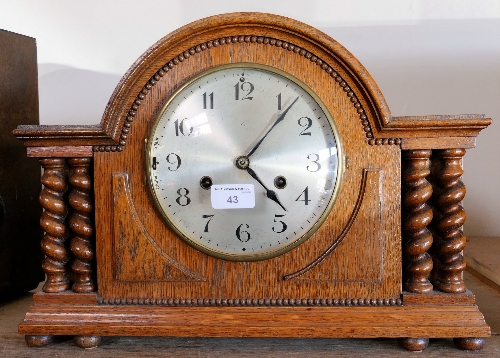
left=146, top=63, right=342, bottom=261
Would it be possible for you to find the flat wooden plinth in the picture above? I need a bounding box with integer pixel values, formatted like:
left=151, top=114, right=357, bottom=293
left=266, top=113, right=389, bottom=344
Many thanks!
left=18, top=292, right=490, bottom=339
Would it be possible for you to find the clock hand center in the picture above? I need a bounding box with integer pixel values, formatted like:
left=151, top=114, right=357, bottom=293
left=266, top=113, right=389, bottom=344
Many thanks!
left=235, top=155, right=250, bottom=170
left=245, top=96, right=299, bottom=158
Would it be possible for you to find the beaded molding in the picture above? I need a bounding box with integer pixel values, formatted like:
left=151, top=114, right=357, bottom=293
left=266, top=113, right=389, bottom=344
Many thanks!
left=93, top=35, right=399, bottom=152
left=97, top=296, right=403, bottom=307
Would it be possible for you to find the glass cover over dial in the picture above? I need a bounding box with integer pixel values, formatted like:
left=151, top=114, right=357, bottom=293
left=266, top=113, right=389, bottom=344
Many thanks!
left=147, top=64, right=342, bottom=261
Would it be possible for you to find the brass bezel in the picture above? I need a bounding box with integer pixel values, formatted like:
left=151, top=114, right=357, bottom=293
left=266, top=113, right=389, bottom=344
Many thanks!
left=146, top=63, right=344, bottom=261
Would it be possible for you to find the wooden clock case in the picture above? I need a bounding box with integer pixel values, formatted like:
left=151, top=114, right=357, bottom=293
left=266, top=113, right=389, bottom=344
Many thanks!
left=14, top=13, right=491, bottom=351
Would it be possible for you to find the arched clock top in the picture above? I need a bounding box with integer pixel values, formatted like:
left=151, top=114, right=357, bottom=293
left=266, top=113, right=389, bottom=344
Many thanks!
left=100, top=13, right=394, bottom=149
left=95, top=34, right=401, bottom=153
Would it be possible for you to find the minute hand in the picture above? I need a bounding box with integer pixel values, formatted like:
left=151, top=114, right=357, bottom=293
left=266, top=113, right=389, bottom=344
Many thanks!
left=246, top=96, right=299, bottom=158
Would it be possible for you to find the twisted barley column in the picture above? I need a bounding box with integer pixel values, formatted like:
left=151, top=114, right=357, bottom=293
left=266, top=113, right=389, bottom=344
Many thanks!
left=39, top=158, right=70, bottom=292
left=402, top=150, right=434, bottom=293
left=434, top=148, right=467, bottom=293
left=68, top=158, right=96, bottom=292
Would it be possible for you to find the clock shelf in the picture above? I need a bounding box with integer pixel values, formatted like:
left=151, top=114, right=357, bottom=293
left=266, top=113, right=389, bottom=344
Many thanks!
left=13, top=12, right=491, bottom=352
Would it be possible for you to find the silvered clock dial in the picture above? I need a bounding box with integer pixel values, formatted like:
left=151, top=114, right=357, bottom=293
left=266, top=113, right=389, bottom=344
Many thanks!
left=147, top=63, right=342, bottom=261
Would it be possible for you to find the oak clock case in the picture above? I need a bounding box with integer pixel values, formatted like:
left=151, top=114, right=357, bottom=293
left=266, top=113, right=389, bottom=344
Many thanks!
left=14, top=12, right=491, bottom=351
left=99, top=33, right=400, bottom=302
left=146, top=64, right=342, bottom=261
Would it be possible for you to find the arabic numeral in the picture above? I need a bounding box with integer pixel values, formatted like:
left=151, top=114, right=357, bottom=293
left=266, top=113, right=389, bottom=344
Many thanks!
left=166, top=153, right=181, bottom=171
left=203, top=92, right=213, bottom=109
left=227, top=196, right=239, bottom=204
left=202, top=214, right=214, bottom=232
left=307, top=153, right=321, bottom=172
left=295, top=187, right=310, bottom=205
left=234, top=81, right=254, bottom=100
left=236, top=223, right=251, bottom=242
left=298, top=117, right=312, bottom=136
left=176, top=188, right=191, bottom=206
left=272, top=214, right=287, bottom=233
left=174, top=118, right=193, bottom=136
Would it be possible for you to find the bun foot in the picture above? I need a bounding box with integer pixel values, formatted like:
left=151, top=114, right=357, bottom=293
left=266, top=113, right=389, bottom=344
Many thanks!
left=398, top=337, right=429, bottom=351
left=74, top=335, right=102, bottom=348
left=25, top=335, right=53, bottom=347
left=454, top=337, right=485, bottom=350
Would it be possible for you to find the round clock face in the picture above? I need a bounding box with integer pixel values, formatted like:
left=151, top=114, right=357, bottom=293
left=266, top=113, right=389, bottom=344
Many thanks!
left=147, top=63, right=342, bottom=261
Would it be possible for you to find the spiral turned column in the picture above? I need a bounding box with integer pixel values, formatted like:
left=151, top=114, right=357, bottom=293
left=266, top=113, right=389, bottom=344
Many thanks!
left=39, top=158, right=70, bottom=293
left=68, top=158, right=96, bottom=293
left=433, top=148, right=467, bottom=293
left=402, top=150, right=434, bottom=293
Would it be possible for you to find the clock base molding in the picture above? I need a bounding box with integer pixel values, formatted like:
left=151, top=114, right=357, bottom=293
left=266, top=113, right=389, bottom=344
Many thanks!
left=19, top=291, right=489, bottom=350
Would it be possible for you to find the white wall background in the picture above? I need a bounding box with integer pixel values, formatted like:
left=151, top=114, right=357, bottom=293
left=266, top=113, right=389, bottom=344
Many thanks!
left=1, top=0, right=499, bottom=236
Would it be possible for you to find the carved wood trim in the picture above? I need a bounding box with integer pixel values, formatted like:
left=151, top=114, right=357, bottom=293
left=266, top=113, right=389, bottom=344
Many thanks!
left=112, top=173, right=208, bottom=282
left=97, top=296, right=403, bottom=307
left=27, top=146, right=93, bottom=158
left=99, top=13, right=491, bottom=144
left=402, top=150, right=433, bottom=293
left=283, top=169, right=373, bottom=280
left=39, top=158, right=70, bottom=293
left=402, top=290, right=477, bottom=305
left=19, top=299, right=490, bottom=339
left=92, top=36, right=394, bottom=153
left=68, top=158, right=96, bottom=293
left=33, top=291, right=97, bottom=305
left=99, top=13, right=393, bottom=142
left=432, top=149, right=467, bottom=293
left=13, top=124, right=114, bottom=147
left=384, top=114, right=491, bottom=139
left=401, top=137, right=477, bottom=150
left=389, top=114, right=490, bottom=130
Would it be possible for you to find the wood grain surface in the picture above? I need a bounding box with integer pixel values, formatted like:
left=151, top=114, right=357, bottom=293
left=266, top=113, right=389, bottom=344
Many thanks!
left=18, top=291, right=489, bottom=338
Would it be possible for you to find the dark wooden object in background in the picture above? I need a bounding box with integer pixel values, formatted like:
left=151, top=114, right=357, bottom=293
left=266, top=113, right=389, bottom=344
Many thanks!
left=0, top=29, right=44, bottom=297
left=13, top=13, right=491, bottom=352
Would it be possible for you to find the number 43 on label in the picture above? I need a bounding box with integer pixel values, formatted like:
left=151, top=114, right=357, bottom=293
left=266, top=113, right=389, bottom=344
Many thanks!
left=211, top=184, right=255, bottom=209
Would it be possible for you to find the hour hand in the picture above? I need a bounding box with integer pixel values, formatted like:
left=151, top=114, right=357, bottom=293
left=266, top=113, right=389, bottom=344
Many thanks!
left=246, top=167, right=286, bottom=211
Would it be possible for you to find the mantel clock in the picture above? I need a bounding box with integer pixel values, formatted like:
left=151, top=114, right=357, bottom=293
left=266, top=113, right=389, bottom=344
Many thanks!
left=14, top=13, right=491, bottom=351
